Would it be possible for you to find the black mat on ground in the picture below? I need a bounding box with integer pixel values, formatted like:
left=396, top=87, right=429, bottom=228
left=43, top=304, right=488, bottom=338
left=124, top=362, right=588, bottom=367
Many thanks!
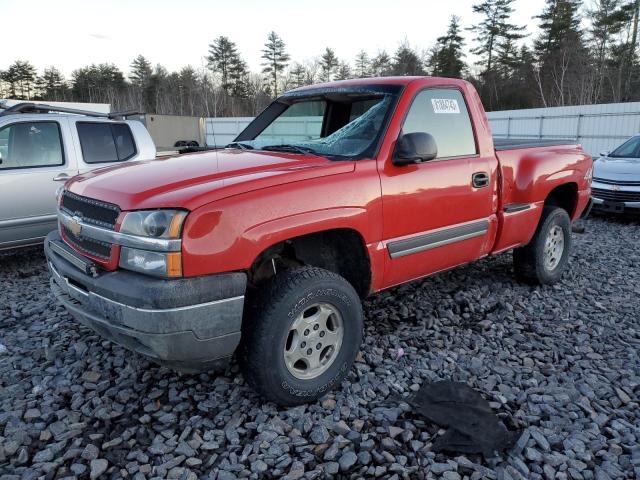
left=408, top=381, right=520, bottom=457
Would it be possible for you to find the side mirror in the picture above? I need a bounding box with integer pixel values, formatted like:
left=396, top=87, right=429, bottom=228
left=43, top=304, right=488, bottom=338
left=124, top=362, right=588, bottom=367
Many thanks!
left=600, top=150, right=610, bottom=157
left=393, top=132, right=438, bottom=166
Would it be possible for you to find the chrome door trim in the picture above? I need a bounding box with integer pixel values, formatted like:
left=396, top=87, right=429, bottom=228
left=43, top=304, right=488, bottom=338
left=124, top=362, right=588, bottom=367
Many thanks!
left=387, top=219, right=489, bottom=259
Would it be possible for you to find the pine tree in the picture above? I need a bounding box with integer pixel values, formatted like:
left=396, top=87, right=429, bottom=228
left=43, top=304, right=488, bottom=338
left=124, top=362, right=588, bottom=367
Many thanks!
left=588, top=0, right=627, bottom=101
left=261, top=31, right=290, bottom=97
left=207, top=36, right=244, bottom=95
left=3, top=61, right=37, bottom=99
left=228, top=56, right=249, bottom=98
left=534, top=0, right=587, bottom=106
left=469, top=0, right=525, bottom=73
left=38, top=67, right=67, bottom=101
left=392, top=42, right=424, bottom=76
left=71, top=64, right=125, bottom=104
left=320, top=48, right=339, bottom=82
left=354, top=50, right=371, bottom=77
left=129, top=55, right=152, bottom=111
left=430, top=16, right=466, bottom=78
left=535, top=0, right=583, bottom=54
left=290, top=63, right=307, bottom=88
left=334, top=61, right=352, bottom=80
left=370, top=51, right=393, bottom=76
left=129, top=55, right=152, bottom=87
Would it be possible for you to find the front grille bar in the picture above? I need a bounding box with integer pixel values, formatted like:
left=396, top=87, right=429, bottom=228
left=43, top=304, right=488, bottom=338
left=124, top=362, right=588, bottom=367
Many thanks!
left=593, top=177, right=640, bottom=187
left=58, top=211, right=181, bottom=252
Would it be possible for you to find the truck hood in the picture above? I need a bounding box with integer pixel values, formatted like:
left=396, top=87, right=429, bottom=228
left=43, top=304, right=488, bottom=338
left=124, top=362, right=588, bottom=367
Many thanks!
left=593, top=156, right=640, bottom=180
left=67, top=149, right=355, bottom=211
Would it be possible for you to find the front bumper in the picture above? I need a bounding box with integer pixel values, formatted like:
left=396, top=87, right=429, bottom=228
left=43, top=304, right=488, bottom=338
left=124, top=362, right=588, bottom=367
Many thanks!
left=591, top=181, right=640, bottom=213
left=45, top=230, right=247, bottom=372
left=591, top=196, right=640, bottom=213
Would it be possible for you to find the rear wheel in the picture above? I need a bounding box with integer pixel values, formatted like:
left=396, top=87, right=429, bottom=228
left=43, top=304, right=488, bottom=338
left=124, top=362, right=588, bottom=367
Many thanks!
left=513, top=206, right=572, bottom=285
left=240, top=266, right=363, bottom=405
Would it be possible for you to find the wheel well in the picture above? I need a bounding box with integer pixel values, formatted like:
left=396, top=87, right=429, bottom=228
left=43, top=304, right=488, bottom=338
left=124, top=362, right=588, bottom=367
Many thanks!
left=544, top=183, right=578, bottom=217
left=247, top=229, right=371, bottom=298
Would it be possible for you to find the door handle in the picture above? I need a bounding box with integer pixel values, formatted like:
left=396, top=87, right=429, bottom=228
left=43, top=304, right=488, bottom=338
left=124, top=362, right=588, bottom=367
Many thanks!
left=472, top=172, right=490, bottom=188
left=53, top=173, right=70, bottom=182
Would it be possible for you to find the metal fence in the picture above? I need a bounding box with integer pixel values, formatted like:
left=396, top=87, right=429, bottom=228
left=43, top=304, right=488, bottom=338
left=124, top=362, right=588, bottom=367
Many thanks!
left=487, top=102, right=640, bottom=156
left=205, top=102, right=640, bottom=155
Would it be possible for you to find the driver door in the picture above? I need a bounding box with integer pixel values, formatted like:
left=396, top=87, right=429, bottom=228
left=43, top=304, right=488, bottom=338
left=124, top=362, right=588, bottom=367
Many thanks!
left=379, top=88, right=494, bottom=287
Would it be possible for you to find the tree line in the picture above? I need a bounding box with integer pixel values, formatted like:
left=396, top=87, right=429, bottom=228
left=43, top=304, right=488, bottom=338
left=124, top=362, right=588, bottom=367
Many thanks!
left=1, top=0, right=639, bottom=116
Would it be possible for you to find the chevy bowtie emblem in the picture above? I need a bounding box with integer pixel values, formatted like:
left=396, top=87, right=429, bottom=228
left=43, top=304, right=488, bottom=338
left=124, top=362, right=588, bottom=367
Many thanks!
left=68, top=215, right=83, bottom=236
left=612, top=185, right=620, bottom=191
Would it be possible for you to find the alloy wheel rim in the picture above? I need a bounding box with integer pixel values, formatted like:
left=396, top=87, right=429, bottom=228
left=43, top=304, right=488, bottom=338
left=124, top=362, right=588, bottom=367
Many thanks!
left=543, top=225, right=565, bottom=271
left=284, top=302, right=344, bottom=380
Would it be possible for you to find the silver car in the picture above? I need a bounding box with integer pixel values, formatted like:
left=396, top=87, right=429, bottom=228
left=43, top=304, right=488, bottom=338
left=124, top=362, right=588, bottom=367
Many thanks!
left=591, top=134, right=640, bottom=213
left=0, top=103, right=156, bottom=251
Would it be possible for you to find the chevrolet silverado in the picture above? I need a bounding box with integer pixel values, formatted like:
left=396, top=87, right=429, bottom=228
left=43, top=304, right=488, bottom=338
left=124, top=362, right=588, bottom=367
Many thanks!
left=45, top=77, right=592, bottom=405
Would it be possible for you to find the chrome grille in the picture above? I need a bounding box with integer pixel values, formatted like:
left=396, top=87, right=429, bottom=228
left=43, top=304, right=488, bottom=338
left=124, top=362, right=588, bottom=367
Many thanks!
left=60, top=191, right=120, bottom=260
left=592, top=188, right=640, bottom=203
left=593, top=177, right=640, bottom=187
left=61, top=191, right=120, bottom=228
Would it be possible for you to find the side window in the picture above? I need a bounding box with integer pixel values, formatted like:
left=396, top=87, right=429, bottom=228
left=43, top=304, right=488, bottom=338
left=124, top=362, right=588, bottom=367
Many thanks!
left=77, top=122, right=136, bottom=164
left=402, top=89, right=476, bottom=159
left=0, top=121, right=64, bottom=170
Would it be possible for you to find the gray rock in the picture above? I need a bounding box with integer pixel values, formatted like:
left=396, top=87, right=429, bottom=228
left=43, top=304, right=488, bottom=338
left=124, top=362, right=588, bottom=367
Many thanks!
left=82, top=444, right=100, bottom=461
left=250, top=459, right=268, bottom=474
left=174, top=441, right=195, bottom=457
left=310, top=425, right=330, bottom=444
left=90, top=459, right=108, bottom=479
left=358, top=450, right=372, bottom=465
left=339, top=451, right=358, bottom=471
left=15, top=448, right=28, bottom=465
left=23, top=409, right=41, bottom=420
left=332, top=420, right=350, bottom=435
left=32, top=449, right=53, bottom=463
left=288, top=460, right=305, bottom=479
left=82, top=371, right=101, bottom=383
left=431, top=462, right=454, bottom=474
left=324, top=462, right=339, bottom=475
left=71, top=463, right=87, bottom=475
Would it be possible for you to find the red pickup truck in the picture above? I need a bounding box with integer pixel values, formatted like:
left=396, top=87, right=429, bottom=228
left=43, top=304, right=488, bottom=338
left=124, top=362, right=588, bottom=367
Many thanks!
left=45, top=77, right=592, bottom=405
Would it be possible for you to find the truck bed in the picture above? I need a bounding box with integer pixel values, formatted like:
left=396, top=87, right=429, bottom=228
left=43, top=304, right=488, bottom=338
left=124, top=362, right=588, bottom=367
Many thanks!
left=494, top=138, right=577, bottom=151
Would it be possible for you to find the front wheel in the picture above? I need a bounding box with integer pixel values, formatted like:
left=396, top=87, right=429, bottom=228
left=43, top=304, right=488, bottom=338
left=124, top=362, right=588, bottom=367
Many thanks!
left=513, top=206, right=572, bottom=285
left=239, top=266, right=363, bottom=406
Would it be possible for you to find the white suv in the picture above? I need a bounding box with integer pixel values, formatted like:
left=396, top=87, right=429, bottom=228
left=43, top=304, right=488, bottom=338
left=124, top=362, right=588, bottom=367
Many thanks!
left=0, top=103, right=156, bottom=251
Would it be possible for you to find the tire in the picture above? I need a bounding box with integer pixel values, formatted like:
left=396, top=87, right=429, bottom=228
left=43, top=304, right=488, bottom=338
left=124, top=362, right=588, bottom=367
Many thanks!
left=513, top=206, right=572, bottom=285
left=239, top=266, right=363, bottom=406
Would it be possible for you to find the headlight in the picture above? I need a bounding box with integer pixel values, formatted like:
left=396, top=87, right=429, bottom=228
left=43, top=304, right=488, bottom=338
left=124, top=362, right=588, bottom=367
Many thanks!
left=120, top=210, right=187, bottom=238
left=118, top=209, right=187, bottom=278
left=119, top=247, right=182, bottom=278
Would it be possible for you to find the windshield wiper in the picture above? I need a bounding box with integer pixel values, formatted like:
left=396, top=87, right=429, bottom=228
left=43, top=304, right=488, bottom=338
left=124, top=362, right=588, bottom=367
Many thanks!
left=262, top=144, right=321, bottom=157
left=225, top=142, right=254, bottom=150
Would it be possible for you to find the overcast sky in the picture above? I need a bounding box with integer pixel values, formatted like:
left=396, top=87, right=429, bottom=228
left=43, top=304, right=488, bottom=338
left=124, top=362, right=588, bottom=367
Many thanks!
left=2, top=0, right=546, bottom=76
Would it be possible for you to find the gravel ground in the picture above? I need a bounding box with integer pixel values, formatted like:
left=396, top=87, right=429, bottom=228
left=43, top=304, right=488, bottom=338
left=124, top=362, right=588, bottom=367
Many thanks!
left=1, top=215, right=639, bottom=480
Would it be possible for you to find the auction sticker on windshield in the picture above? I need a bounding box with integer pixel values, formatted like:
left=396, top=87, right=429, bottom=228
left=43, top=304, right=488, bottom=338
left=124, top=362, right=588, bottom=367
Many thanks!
left=431, top=98, right=460, bottom=114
